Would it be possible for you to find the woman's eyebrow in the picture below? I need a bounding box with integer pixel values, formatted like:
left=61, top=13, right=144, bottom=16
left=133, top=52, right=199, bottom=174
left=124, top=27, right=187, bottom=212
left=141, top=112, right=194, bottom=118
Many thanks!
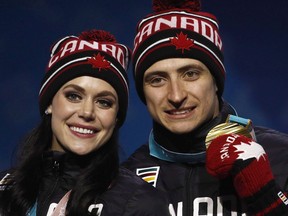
left=97, top=90, right=117, bottom=100
left=62, top=84, right=85, bottom=92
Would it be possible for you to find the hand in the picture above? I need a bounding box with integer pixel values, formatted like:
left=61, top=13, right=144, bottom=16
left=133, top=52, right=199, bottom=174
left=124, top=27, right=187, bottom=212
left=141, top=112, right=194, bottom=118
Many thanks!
left=206, top=133, right=288, bottom=214
left=206, top=133, right=273, bottom=197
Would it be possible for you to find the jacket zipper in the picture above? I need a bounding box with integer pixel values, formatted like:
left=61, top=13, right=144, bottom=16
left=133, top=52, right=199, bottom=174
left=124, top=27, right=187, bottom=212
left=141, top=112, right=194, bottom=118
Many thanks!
left=37, top=160, right=61, bottom=215
left=184, top=167, right=194, bottom=216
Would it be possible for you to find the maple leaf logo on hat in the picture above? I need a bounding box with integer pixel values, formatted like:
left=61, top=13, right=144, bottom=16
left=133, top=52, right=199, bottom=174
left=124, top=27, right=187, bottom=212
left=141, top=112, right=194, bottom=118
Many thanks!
left=170, top=31, right=194, bottom=53
left=88, top=53, right=111, bottom=71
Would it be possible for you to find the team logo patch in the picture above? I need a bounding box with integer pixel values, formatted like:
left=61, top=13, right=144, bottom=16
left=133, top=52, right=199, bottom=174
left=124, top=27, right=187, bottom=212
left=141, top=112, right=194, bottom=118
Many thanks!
left=136, top=166, right=160, bottom=187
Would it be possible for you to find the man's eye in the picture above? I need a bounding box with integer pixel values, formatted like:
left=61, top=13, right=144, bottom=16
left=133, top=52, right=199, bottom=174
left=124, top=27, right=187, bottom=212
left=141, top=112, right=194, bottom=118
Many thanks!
left=184, top=71, right=199, bottom=79
left=148, top=77, right=165, bottom=86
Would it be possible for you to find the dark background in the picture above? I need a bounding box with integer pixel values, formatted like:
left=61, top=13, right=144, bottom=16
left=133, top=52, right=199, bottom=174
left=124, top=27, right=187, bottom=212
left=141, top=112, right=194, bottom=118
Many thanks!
left=1, top=0, right=287, bottom=171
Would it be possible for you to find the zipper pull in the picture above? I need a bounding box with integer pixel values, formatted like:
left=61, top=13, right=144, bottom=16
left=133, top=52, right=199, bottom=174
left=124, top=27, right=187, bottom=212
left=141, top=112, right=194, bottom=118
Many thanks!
left=53, top=160, right=60, bottom=174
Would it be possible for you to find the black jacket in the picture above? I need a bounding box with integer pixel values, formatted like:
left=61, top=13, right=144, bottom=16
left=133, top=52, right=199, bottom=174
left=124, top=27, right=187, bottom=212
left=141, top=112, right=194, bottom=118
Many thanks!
left=122, top=102, right=288, bottom=215
left=0, top=151, right=170, bottom=216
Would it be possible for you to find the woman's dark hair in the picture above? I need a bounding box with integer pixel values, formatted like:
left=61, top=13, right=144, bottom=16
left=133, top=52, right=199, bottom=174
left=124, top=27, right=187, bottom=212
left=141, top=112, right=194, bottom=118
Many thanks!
left=0, top=114, right=120, bottom=215
left=0, top=115, right=52, bottom=215
left=66, top=128, right=119, bottom=215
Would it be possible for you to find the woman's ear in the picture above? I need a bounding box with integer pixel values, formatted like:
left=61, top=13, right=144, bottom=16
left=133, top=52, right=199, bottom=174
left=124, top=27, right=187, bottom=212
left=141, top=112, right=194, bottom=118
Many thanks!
left=45, top=105, right=52, bottom=115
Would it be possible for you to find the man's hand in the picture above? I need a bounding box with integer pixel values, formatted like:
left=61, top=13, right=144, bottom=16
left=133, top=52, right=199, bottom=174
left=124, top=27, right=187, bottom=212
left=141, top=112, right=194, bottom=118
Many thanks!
left=206, top=133, right=288, bottom=215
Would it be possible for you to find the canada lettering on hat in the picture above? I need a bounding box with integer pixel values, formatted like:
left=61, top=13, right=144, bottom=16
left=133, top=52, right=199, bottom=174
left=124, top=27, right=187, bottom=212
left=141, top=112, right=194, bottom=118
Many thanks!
left=48, top=39, right=128, bottom=70
left=134, top=11, right=222, bottom=52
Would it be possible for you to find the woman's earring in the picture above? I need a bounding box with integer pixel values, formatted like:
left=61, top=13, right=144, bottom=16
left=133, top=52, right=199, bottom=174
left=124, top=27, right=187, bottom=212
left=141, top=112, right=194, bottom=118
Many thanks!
left=45, top=109, right=51, bottom=115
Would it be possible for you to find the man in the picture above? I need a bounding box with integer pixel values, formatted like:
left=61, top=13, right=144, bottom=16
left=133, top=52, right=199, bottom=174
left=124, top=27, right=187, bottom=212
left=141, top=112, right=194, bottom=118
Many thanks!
left=122, top=0, right=288, bottom=215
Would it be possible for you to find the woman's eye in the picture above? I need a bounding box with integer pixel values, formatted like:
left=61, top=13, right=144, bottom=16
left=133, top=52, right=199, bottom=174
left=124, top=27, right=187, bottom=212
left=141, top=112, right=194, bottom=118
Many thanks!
left=65, top=92, right=82, bottom=101
left=97, top=99, right=113, bottom=108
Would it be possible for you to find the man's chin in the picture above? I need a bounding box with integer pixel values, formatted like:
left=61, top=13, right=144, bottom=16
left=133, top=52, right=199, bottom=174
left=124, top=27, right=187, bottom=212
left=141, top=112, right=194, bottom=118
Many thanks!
left=165, top=124, right=197, bottom=135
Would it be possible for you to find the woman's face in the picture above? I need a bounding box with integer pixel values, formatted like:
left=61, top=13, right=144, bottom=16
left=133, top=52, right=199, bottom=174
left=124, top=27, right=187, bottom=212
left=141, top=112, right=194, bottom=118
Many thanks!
left=47, top=76, right=119, bottom=155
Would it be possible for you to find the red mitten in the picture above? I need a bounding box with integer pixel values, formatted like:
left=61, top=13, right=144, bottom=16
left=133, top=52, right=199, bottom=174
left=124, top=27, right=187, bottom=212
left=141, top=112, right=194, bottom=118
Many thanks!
left=206, top=133, right=288, bottom=215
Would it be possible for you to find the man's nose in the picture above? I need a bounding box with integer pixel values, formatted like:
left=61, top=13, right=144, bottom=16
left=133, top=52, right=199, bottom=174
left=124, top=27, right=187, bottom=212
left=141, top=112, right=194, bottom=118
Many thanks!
left=167, top=81, right=187, bottom=107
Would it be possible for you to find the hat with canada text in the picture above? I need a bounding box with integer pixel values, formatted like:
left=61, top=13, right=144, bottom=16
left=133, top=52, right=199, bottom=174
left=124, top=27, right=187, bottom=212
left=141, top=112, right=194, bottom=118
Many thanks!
left=39, top=30, right=130, bottom=126
left=133, top=0, right=225, bottom=103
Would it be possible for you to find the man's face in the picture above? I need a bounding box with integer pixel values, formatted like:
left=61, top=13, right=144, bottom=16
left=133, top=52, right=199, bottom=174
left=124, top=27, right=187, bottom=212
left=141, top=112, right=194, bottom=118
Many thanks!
left=143, top=58, right=220, bottom=134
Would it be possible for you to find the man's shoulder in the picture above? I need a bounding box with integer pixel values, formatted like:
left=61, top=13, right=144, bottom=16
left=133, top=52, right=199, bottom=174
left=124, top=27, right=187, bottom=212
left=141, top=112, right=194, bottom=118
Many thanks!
left=99, top=167, right=170, bottom=215
left=121, top=144, right=158, bottom=169
left=126, top=144, right=150, bottom=160
left=254, top=126, right=288, bottom=162
left=117, top=166, right=149, bottom=185
left=255, top=126, right=288, bottom=147
left=255, top=126, right=288, bottom=187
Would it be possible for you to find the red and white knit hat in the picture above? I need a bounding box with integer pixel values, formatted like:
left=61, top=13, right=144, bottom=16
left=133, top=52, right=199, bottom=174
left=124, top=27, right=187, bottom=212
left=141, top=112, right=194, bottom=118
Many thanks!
left=39, top=30, right=130, bottom=126
left=132, top=0, right=225, bottom=103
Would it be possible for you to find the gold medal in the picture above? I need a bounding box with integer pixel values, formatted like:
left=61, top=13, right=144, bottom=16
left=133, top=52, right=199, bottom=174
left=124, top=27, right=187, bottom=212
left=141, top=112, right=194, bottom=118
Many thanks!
left=205, top=115, right=256, bottom=149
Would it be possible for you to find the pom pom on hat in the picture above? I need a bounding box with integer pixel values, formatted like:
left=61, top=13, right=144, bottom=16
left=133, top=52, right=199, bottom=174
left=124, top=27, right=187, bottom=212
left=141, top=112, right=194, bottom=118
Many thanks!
left=153, top=0, right=201, bottom=12
left=79, top=29, right=117, bottom=42
left=132, top=0, right=225, bottom=103
left=39, top=29, right=130, bottom=126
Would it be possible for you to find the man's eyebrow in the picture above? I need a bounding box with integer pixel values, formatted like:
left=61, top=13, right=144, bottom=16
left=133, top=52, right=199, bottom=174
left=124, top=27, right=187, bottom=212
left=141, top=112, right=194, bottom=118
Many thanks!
left=176, top=64, right=205, bottom=73
left=145, top=64, right=205, bottom=76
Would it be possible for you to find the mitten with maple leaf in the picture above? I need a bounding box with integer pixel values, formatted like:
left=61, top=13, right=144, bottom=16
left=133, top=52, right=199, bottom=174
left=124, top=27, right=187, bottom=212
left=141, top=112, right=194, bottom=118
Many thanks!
left=206, top=133, right=288, bottom=215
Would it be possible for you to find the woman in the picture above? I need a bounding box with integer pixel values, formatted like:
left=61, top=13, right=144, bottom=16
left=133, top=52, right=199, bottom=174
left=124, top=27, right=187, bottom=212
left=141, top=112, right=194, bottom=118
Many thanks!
left=0, top=30, right=169, bottom=216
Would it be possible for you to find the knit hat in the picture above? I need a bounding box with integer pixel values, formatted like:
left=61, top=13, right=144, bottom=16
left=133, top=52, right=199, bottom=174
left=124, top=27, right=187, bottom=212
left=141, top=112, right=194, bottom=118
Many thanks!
left=39, top=30, right=130, bottom=126
left=133, top=0, right=225, bottom=103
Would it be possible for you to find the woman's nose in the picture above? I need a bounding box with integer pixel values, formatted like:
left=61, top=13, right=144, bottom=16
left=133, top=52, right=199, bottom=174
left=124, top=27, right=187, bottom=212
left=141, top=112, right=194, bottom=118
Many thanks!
left=78, top=99, right=95, bottom=121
